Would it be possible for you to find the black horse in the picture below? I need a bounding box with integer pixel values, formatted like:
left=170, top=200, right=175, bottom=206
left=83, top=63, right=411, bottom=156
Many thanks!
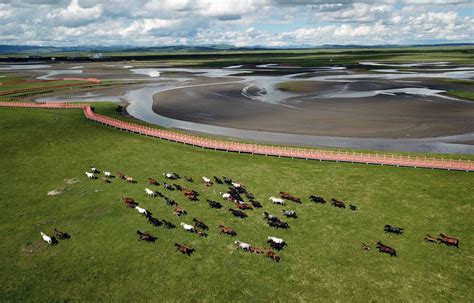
left=384, top=224, right=404, bottom=235
left=310, top=195, right=326, bottom=204
left=229, top=208, right=247, bottom=218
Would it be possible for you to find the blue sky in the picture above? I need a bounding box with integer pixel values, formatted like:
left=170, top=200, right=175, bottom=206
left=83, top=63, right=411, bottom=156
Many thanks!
left=0, top=0, right=473, bottom=46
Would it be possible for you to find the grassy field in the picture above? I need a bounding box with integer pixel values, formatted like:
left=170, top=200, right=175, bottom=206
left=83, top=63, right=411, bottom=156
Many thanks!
left=3, top=46, right=474, bottom=66
left=446, top=90, right=474, bottom=101
left=0, top=76, right=136, bottom=102
left=1, top=106, right=473, bottom=302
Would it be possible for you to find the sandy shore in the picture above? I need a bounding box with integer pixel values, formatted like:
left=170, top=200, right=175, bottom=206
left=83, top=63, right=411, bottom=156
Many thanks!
left=152, top=77, right=474, bottom=138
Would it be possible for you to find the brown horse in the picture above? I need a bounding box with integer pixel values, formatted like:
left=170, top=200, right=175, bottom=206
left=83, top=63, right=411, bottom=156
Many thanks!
left=437, top=233, right=459, bottom=248
left=173, top=207, right=187, bottom=217
left=218, top=224, right=236, bottom=236
left=148, top=177, right=159, bottom=186
left=122, top=197, right=138, bottom=208
left=264, top=249, right=280, bottom=262
left=250, top=247, right=265, bottom=254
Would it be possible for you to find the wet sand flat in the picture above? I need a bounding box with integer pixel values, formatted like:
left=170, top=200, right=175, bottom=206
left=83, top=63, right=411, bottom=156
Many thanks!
left=152, top=79, right=474, bottom=138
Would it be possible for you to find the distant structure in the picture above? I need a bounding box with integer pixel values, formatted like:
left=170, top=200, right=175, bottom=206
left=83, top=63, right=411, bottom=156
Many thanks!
left=91, top=52, right=102, bottom=59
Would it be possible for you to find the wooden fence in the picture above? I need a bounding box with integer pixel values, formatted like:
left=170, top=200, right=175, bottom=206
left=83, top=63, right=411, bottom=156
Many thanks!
left=1, top=101, right=472, bottom=172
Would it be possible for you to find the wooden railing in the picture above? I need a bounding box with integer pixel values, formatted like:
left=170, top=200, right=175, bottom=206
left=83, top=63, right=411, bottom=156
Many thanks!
left=1, top=101, right=472, bottom=172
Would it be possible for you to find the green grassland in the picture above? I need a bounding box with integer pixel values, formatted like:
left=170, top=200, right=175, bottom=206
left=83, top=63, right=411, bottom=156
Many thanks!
left=3, top=46, right=474, bottom=66
left=1, top=106, right=473, bottom=302
left=446, top=90, right=474, bottom=101
left=0, top=77, right=136, bottom=102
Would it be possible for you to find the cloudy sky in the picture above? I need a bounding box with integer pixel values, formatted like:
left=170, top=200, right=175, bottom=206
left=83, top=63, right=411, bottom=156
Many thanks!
left=0, top=0, right=473, bottom=47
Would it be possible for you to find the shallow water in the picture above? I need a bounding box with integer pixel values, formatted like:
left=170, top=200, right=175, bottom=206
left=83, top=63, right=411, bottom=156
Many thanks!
left=36, top=69, right=83, bottom=80
left=314, top=87, right=461, bottom=101
left=359, top=61, right=450, bottom=67
left=307, top=70, right=474, bottom=82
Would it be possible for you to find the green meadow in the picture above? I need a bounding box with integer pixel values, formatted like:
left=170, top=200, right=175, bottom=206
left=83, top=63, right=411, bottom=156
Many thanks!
left=1, top=106, right=473, bottom=302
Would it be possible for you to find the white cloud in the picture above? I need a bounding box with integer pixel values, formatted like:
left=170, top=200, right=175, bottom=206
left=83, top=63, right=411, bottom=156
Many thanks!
left=0, top=0, right=472, bottom=46
left=47, top=0, right=103, bottom=27
left=403, top=0, right=472, bottom=4
left=314, top=3, right=394, bottom=22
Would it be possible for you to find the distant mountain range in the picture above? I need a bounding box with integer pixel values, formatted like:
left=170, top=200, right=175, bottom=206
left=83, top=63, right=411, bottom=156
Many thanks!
left=0, top=43, right=473, bottom=54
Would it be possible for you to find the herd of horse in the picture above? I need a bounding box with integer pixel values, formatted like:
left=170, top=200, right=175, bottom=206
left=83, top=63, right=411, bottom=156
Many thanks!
left=68, top=166, right=462, bottom=261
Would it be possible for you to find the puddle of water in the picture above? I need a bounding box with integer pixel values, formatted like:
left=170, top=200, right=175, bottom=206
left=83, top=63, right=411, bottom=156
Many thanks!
left=315, top=87, right=460, bottom=101
left=256, top=63, right=279, bottom=68
left=307, top=70, right=474, bottom=82
left=36, top=69, right=83, bottom=80
left=360, top=61, right=450, bottom=67
left=131, top=69, right=161, bottom=78
left=224, top=65, right=244, bottom=69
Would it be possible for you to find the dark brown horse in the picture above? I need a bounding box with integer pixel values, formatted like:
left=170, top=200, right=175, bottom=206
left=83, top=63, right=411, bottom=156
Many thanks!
left=54, top=228, right=71, bottom=240
left=376, top=241, right=396, bottom=257
left=137, top=231, right=157, bottom=243
left=175, top=243, right=195, bottom=256
left=279, top=192, right=302, bottom=203
left=229, top=208, right=247, bottom=218
left=148, top=177, right=159, bottom=186
left=236, top=202, right=253, bottom=210
left=331, top=198, right=346, bottom=208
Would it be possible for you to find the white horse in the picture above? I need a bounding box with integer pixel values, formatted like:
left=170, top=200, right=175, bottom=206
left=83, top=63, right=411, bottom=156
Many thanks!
left=163, top=172, right=176, bottom=179
left=40, top=232, right=52, bottom=245
left=235, top=240, right=251, bottom=251
left=269, top=196, right=285, bottom=205
left=180, top=222, right=195, bottom=232
left=85, top=172, right=95, bottom=179
left=220, top=192, right=231, bottom=199
left=268, top=236, right=285, bottom=244
left=145, top=188, right=155, bottom=197
left=135, top=206, right=148, bottom=216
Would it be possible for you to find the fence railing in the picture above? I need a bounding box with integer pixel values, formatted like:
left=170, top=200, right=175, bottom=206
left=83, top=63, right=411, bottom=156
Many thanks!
left=1, top=101, right=472, bottom=172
